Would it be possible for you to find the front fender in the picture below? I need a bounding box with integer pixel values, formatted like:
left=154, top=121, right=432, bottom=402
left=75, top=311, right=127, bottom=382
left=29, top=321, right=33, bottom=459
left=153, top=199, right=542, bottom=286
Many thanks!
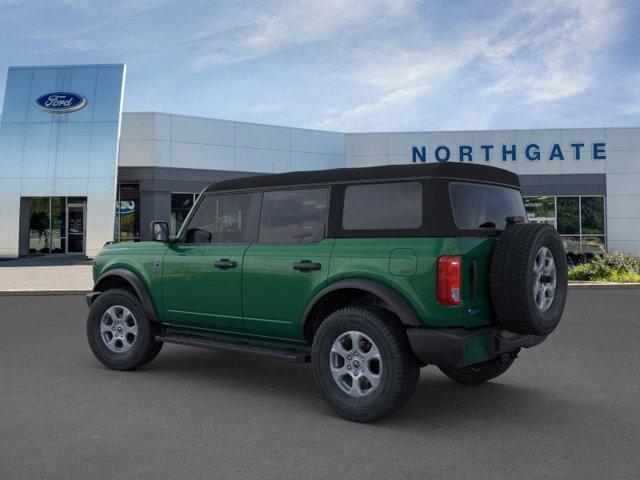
left=91, top=268, right=159, bottom=323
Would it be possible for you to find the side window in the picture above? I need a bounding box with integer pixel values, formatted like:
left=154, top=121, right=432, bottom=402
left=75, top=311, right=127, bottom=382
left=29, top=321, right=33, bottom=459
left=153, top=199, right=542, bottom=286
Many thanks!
left=259, top=188, right=329, bottom=243
left=183, top=193, right=253, bottom=244
left=343, top=182, right=422, bottom=230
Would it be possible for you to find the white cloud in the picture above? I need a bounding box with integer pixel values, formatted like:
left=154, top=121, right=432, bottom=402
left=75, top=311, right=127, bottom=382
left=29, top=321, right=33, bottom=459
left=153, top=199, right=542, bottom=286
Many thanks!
left=1, top=0, right=631, bottom=130
left=313, top=85, right=428, bottom=130
left=314, top=0, right=625, bottom=130
left=617, top=71, right=640, bottom=116
left=482, top=0, right=621, bottom=103
left=190, top=0, right=413, bottom=69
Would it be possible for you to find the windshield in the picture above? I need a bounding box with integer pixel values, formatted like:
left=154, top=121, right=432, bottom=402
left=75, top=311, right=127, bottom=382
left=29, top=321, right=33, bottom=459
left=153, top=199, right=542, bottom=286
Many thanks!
left=449, top=182, right=526, bottom=230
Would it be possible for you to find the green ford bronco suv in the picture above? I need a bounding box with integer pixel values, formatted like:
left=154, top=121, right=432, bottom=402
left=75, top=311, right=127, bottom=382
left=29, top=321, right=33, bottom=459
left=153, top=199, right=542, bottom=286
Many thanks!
left=86, top=163, right=567, bottom=422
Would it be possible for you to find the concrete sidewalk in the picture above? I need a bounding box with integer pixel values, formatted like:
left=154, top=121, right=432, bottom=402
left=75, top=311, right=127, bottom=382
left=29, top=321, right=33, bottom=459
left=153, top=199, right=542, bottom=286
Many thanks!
left=0, top=257, right=92, bottom=294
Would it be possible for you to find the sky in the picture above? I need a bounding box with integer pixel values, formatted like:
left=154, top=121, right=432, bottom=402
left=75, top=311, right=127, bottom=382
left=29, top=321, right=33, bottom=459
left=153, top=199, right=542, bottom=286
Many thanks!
left=0, top=0, right=639, bottom=132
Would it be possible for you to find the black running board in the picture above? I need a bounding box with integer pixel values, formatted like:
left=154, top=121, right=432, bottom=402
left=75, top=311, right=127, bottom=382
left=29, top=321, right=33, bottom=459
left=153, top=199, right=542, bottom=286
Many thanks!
left=156, top=333, right=310, bottom=363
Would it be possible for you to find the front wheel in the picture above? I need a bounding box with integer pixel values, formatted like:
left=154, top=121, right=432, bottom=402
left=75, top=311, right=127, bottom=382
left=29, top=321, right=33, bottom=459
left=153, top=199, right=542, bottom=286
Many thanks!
left=312, top=307, right=419, bottom=423
left=86, top=288, right=163, bottom=371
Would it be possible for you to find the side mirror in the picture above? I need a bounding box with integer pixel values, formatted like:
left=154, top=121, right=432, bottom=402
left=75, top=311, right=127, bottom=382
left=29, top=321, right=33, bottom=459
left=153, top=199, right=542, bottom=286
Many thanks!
left=150, top=221, right=170, bottom=242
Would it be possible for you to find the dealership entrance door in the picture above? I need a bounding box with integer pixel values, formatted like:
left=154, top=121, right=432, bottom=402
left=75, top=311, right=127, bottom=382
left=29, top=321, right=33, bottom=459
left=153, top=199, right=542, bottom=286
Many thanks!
left=66, top=202, right=86, bottom=254
left=21, top=197, right=87, bottom=256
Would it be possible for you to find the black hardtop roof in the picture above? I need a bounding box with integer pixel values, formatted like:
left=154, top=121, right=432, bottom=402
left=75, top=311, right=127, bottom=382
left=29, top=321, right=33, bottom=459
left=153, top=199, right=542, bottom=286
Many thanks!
left=204, top=162, right=520, bottom=193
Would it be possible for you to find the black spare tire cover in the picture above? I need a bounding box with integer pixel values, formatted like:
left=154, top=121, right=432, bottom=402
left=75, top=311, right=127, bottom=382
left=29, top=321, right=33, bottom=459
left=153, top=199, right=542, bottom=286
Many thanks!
left=490, top=223, right=568, bottom=335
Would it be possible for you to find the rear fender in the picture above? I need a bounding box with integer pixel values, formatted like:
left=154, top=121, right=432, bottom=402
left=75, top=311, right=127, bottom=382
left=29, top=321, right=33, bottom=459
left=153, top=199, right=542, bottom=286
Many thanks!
left=300, top=278, right=422, bottom=339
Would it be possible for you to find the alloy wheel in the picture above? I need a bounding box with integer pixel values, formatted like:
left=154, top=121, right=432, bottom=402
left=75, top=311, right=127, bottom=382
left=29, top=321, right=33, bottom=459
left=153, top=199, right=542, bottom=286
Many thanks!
left=100, top=305, right=138, bottom=353
left=533, top=246, right=557, bottom=312
left=329, top=330, right=382, bottom=397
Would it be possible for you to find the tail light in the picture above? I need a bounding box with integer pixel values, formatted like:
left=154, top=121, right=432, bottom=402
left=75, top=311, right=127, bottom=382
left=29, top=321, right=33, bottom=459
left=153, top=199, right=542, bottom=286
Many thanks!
left=437, top=256, right=461, bottom=306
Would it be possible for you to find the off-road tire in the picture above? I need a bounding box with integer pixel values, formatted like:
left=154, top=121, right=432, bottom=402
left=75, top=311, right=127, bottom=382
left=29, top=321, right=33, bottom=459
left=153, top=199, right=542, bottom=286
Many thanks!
left=312, top=306, right=420, bottom=423
left=139, top=337, right=163, bottom=366
left=87, top=288, right=163, bottom=371
left=490, top=223, right=568, bottom=335
left=439, top=354, right=516, bottom=385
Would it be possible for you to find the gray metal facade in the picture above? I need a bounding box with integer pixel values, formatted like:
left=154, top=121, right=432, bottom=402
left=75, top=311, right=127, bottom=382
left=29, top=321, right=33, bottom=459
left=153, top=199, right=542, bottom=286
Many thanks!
left=519, top=174, right=606, bottom=196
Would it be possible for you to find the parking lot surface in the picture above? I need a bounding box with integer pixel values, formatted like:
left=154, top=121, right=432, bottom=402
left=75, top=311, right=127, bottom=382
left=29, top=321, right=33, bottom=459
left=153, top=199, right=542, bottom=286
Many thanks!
left=1, top=289, right=639, bottom=480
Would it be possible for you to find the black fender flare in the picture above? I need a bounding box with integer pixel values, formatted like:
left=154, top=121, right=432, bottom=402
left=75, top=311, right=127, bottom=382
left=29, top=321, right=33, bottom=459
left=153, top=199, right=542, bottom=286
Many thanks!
left=301, top=278, right=422, bottom=337
left=92, top=268, right=159, bottom=323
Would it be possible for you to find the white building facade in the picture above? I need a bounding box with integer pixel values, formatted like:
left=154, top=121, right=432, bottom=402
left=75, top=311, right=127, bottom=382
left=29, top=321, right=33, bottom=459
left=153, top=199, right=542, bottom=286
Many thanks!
left=1, top=64, right=639, bottom=258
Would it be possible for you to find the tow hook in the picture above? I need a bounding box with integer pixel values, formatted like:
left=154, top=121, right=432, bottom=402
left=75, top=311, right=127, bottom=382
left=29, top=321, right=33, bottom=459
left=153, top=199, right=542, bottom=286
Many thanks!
left=500, top=348, right=520, bottom=363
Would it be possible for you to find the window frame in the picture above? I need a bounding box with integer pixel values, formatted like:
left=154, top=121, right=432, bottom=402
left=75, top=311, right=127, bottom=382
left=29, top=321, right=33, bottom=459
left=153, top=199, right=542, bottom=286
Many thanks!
left=523, top=194, right=606, bottom=253
left=331, top=178, right=524, bottom=238
left=170, top=192, right=199, bottom=237
left=179, top=177, right=531, bottom=242
left=256, top=186, right=331, bottom=245
left=176, top=191, right=260, bottom=245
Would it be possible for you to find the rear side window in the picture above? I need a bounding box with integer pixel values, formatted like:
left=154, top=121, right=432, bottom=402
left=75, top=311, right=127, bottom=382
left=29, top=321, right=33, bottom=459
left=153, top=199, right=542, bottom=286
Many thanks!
left=450, top=182, right=526, bottom=230
left=183, top=193, right=253, bottom=243
left=259, top=188, right=328, bottom=243
left=343, top=182, right=422, bottom=230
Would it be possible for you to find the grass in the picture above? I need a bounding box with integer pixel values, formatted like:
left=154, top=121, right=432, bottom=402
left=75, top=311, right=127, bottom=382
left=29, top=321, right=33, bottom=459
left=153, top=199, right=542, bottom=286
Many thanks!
left=567, top=250, right=640, bottom=283
left=568, top=264, right=640, bottom=283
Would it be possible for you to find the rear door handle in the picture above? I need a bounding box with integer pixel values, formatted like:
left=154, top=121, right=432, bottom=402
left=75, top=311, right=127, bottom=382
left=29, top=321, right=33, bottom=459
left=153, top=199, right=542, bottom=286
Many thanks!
left=214, top=259, right=237, bottom=269
left=293, top=261, right=321, bottom=271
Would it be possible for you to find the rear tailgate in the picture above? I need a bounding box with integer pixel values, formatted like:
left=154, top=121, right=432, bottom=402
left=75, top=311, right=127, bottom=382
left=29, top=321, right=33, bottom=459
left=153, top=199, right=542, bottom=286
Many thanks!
left=458, top=237, right=497, bottom=327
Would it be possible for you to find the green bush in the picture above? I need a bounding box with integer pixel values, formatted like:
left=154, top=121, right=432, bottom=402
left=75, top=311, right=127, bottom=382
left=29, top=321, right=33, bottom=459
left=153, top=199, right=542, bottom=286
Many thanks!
left=568, top=250, right=640, bottom=282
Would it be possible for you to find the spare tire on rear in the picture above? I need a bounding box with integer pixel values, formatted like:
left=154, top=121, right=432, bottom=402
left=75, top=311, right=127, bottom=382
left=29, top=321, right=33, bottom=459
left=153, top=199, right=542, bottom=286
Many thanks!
left=490, top=222, right=568, bottom=335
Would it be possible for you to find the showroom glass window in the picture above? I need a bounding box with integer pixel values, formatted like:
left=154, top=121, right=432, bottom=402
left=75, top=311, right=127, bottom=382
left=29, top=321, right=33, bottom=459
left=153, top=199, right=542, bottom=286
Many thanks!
left=27, top=196, right=86, bottom=255
left=171, top=193, right=199, bottom=236
left=259, top=188, right=328, bottom=243
left=114, top=184, right=140, bottom=242
left=50, top=197, right=66, bottom=253
left=523, top=196, right=555, bottom=225
left=28, top=197, right=52, bottom=255
left=183, top=193, right=253, bottom=244
left=524, top=196, right=605, bottom=254
left=343, top=182, right=422, bottom=230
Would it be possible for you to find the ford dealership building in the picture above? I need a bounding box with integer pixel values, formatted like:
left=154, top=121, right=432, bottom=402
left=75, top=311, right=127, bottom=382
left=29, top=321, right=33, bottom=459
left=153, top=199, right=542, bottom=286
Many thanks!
left=1, top=63, right=639, bottom=258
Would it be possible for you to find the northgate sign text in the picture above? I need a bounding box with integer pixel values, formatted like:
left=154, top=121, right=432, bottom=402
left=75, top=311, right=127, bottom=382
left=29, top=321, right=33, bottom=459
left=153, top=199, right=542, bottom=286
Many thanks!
left=412, top=142, right=606, bottom=163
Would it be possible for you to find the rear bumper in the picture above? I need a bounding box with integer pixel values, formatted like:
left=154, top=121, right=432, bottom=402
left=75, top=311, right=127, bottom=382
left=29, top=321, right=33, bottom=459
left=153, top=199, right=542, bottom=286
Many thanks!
left=406, top=325, right=546, bottom=368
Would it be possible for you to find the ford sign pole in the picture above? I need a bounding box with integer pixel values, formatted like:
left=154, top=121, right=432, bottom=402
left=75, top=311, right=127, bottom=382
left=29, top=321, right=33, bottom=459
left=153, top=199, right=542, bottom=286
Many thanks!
left=35, top=92, right=87, bottom=114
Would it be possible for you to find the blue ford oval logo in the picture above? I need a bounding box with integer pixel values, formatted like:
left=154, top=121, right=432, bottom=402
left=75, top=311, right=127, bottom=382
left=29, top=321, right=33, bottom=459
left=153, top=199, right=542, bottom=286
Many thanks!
left=35, top=92, right=87, bottom=114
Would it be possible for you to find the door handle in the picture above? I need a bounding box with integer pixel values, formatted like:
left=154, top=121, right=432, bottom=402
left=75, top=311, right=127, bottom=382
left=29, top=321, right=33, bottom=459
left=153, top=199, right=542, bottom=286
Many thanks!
left=214, top=259, right=237, bottom=269
left=293, top=261, right=321, bottom=271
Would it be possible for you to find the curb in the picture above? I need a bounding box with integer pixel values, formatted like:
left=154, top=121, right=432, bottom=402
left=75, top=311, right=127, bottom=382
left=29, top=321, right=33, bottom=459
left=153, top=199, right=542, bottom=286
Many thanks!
left=0, top=290, right=90, bottom=296
left=568, top=282, right=640, bottom=290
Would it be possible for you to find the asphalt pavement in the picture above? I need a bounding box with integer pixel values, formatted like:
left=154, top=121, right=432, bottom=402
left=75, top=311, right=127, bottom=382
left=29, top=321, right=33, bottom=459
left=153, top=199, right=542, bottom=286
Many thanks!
left=1, top=289, right=639, bottom=480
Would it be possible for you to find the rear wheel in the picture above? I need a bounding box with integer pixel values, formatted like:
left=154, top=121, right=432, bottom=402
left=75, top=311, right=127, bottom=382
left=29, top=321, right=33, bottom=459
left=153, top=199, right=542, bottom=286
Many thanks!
left=438, top=352, right=516, bottom=385
left=86, top=288, right=163, bottom=371
left=312, top=306, right=419, bottom=423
